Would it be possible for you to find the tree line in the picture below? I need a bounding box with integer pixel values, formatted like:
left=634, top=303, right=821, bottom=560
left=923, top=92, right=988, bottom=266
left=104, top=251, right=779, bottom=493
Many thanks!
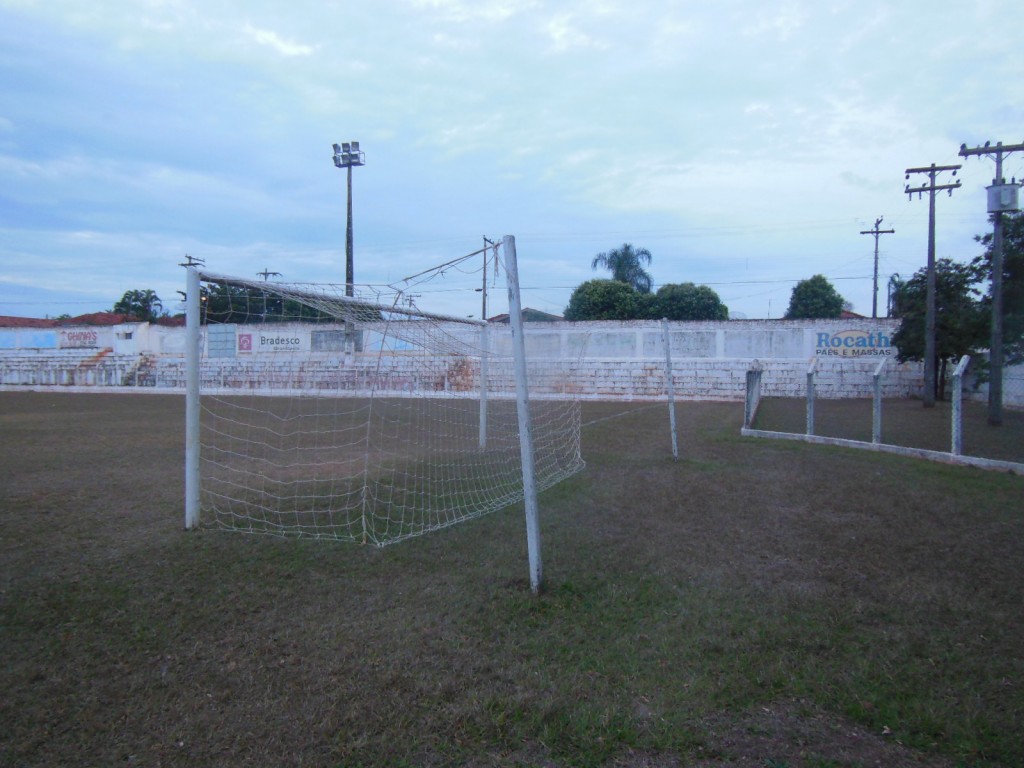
left=107, top=213, right=1023, bottom=386
left=564, top=244, right=729, bottom=321
left=110, top=285, right=334, bottom=324
left=890, top=212, right=1024, bottom=399
left=562, top=243, right=848, bottom=321
left=564, top=218, right=1024, bottom=404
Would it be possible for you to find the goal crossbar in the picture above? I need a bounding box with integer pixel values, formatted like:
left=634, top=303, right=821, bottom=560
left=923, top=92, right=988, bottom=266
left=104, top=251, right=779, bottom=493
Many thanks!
left=196, top=269, right=487, bottom=327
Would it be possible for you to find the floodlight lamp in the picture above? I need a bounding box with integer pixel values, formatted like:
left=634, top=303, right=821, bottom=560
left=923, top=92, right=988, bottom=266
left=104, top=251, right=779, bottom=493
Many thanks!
left=351, top=141, right=360, bottom=151
left=333, top=156, right=343, bottom=168
left=333, top=143, right=341, bottom=153
left=342, top=142, right=351, bottom=152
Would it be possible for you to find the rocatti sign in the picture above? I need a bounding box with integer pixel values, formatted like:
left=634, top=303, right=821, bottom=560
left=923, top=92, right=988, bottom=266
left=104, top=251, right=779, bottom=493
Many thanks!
left=815, top=329, right=893, bottom=357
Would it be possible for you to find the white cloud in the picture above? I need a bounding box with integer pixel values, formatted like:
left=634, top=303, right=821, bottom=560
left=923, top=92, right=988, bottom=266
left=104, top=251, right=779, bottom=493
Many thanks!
left=3, top=0, right=1022, bottom=321
left=742, top=1, right=807, bottom=40
left=242, top=22, right=316, bottom=56
left=405, top=0, right=539, bottom=23
left=542, top=13, right=604, bottom=53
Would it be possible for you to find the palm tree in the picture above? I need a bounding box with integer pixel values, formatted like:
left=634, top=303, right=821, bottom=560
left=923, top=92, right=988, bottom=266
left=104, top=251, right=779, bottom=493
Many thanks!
left=591, top=243, right=654, bottom=294
left=113, top=289, right=163, bottom=322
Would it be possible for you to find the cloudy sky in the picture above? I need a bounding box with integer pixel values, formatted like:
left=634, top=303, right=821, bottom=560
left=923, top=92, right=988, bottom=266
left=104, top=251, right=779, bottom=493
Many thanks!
left=1, top=0, right=1022, bottom=321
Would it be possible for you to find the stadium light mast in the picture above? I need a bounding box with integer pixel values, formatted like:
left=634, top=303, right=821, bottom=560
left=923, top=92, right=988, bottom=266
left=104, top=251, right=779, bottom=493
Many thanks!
left=332, top=141, right=366, bottom=298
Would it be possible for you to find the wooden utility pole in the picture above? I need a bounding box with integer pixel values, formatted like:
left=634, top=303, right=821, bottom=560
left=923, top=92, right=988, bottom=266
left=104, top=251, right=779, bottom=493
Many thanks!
left=959, top=140, right=1024, bottom=426
left=904, top=163, right=961, bottom=407
left=860, top=217, right=895, bottom=318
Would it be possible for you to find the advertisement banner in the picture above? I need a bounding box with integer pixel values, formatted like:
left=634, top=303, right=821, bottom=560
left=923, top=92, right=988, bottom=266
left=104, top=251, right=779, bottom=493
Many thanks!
left=237, top=331, right=308, bottom=353
left=59, top=328, right=99, bottom=349
left=814, top=329, right=893, bottom=358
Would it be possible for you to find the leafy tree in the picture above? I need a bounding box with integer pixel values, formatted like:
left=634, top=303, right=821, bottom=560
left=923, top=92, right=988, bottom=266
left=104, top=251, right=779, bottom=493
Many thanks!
left=564, top=279, right=644, bottom=321
left=591, top=243, right=654, bottom=294
left=972, top=211, right=1024, bottom=364
left=891, top=258, right=986, bottom=400
left=650, top=283, right=728, bottom=320
left=784, top=275, right=845, bottom=319
left=887, top=274, right=906, bottom=316
left=113, top=289, right=163, bottom=322
left=200, top=284, right=259, bottom=325
left=199, top=284, right=378, bottom=325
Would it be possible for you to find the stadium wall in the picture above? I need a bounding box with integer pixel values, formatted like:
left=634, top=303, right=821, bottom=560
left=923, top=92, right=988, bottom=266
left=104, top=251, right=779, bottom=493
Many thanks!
left=0, top=317, right=943, bottom=401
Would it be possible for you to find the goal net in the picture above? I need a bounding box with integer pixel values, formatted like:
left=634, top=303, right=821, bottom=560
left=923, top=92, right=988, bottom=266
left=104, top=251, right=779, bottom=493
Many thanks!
left=184, top=261, right=584, bottom=546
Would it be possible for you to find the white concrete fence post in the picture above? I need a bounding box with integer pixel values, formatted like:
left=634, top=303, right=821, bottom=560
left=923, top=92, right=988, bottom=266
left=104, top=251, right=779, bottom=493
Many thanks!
left=951, top=355, right=971, bottom=456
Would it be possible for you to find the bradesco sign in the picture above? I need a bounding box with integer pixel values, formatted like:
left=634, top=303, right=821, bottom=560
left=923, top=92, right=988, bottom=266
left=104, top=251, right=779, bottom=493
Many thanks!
left=237, top=331, right=307, bottom=353
left=815, top=329, right=893, bottom=358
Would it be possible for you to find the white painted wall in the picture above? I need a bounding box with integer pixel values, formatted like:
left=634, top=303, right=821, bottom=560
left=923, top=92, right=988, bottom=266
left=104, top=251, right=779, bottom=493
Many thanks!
left=18, top=316, right=1024, bottom=404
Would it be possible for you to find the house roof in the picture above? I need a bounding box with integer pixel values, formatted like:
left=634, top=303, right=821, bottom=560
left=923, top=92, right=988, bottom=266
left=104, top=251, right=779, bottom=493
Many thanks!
left=64, top=312, right=139, bottom=326
left=0, top=316, right=59, bottom=328
left=0, top=312, right=139, bottom=328
left=488, top=308, right=564, bottom=323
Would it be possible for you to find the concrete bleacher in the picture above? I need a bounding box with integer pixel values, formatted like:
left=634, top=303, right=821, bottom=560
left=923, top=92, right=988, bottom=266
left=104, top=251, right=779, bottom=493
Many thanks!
left=0, top=317, right=940, bottom=401
left=136, top=353, right=922, bottom=401
left=0, top=348, right=147, bottom=387
left=146, top=354, right=484, bottom=396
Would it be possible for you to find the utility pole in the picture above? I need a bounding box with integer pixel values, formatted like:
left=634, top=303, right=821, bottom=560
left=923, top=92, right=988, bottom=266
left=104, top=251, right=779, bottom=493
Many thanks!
left=959, top=140, right=1024, bottom=426
left=481, top=236, right=496, bottom=321
left=904, top=163, right=961, bottom=408
left=479, top=236, right=496, bottom=451
left=859, top=217, right=895, bottom=318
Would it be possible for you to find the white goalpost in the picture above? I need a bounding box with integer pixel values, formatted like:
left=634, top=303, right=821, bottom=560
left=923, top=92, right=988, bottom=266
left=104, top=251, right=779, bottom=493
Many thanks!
left=184, top=236, right=582, bottom=583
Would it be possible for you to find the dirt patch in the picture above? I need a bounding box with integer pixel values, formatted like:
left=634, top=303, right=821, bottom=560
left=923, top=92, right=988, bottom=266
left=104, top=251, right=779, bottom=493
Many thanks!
left=694, top=700, right=957, bottom=767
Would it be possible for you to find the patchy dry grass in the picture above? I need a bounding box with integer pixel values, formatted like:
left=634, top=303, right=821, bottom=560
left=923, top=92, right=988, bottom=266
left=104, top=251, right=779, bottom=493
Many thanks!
left=1, top=392, right=1022, bottom=767
left=754, top=396, right=1024, bottom=464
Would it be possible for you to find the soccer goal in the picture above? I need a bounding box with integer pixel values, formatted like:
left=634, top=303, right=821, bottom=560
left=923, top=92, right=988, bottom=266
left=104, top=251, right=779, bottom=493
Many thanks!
left=183, top=236, right=583, bottom=566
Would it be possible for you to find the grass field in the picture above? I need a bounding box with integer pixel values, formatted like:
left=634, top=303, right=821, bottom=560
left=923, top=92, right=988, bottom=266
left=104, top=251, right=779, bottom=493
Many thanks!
left=1, top=392, right=1022, bottom=767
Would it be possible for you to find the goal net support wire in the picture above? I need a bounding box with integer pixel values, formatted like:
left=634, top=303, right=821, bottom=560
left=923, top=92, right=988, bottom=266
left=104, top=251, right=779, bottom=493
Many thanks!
left=183, top=237, right=583, bottom=580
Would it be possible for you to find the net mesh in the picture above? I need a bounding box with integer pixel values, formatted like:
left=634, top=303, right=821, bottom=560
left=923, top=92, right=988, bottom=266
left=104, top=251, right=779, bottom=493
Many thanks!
left=195, top=269, right=583, bottom=545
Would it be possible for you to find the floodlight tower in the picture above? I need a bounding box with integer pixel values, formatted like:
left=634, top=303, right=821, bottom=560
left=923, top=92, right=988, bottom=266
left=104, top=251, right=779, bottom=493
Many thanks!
left=332, top=141, right=366, bottom=297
